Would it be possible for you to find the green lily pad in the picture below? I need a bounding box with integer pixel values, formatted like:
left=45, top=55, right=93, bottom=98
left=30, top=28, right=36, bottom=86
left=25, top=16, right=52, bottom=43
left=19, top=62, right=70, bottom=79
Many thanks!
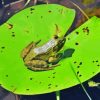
left=65, top=16, right=100, bottom=81
left=0, top=4, right=76, bottom=95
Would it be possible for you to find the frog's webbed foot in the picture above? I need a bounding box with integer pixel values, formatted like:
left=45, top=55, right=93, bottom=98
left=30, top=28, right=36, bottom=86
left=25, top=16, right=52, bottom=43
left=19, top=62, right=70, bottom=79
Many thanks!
left=50, top=63, right=60, bottom=68
left=27, top=66, right=53, bottom=71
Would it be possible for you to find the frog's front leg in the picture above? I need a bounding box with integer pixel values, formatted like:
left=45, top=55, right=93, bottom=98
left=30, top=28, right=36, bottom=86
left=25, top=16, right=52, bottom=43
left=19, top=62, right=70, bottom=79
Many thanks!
left=48, top=53, right=62, bottom=63
left=25, top=59, right=56, bottom=71
left=21, top=40, right=41, bottom=59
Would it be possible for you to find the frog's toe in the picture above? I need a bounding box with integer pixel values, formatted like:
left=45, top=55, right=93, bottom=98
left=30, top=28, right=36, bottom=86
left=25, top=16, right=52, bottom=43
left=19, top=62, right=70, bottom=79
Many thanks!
left=50, top=64, right=60, bottom=68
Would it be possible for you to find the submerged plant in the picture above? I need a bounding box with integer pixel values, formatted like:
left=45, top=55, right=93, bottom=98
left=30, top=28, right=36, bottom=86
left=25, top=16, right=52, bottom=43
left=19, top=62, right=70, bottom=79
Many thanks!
left=0, top=1, right=100, bottom=100
left=88, top=80, right=100, bottom=88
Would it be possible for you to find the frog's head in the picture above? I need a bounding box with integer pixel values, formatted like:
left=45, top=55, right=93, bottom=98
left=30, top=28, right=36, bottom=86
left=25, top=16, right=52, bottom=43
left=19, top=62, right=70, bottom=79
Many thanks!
left=53, top=35, right=66, bottom=52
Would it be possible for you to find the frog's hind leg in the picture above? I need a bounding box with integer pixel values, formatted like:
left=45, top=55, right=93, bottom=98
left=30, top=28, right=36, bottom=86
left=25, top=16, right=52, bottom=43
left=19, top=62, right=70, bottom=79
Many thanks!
left=26, top=63, right=59, bottom=71
left=50, top=64, right=60, bottom=69
left=25, top=59, right=51, bottom=71
left=28, top=64, right=60, bottom=71
left=21, top=41, right=34, bottom=58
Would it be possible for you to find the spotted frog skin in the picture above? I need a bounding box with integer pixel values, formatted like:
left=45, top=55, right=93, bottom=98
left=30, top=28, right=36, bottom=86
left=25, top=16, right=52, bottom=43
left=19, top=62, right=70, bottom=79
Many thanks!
left=21, top=35, right=66, bottom=71
left=21, top=23, right=66, bottom=71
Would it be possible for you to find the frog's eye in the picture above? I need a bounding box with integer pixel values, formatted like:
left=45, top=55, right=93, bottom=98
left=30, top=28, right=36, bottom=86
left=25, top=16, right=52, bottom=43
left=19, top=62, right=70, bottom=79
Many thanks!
left=54, top=35, right=59, bottom=39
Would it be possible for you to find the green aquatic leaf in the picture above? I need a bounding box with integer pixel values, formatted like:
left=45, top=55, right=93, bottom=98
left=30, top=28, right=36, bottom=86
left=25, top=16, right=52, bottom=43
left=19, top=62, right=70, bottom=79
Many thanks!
left=0, top=4, right=76, bottom=95
left=64, top=16, right=100, bottom=85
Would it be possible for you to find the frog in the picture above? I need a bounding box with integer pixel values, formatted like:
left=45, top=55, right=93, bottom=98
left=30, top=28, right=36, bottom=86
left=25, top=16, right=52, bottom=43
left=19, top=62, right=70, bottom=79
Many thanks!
left=21, top=23, right=66, bottom=71
left=21, top=34, right=66, bottom=71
